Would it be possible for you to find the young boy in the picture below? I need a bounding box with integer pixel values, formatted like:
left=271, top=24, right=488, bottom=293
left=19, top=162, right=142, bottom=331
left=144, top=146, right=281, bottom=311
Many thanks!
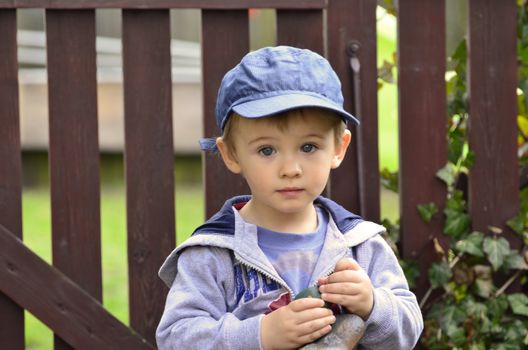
left=156, top=46, right=423, bottom=349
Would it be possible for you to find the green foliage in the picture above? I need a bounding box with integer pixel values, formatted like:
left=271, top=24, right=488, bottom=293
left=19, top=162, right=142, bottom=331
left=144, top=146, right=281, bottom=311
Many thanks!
left=428, top=262, right=452, bottom=289
left=380, top=167, right=398, bottom=193
left=378, top=3, right=528, bottom=349
left=455, top=231, right=484, bottom=257
left=417, top=202, right=438, bottom=224
left=482, top=237, right=511, bottom=271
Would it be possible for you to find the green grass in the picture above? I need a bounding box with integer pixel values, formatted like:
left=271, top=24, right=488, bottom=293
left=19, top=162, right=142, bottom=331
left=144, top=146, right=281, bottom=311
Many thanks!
left=377, top=15, right=399, bottom=172
left=22, top=184, right=204, bottom=349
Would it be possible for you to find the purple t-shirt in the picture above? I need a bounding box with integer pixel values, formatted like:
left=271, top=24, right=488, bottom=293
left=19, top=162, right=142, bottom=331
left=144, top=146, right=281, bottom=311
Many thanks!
left=257, top=206, right=328, bottom=295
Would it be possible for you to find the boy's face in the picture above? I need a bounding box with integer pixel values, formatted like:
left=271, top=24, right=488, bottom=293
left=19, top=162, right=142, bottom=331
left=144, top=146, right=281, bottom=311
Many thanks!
left=217, top=110, right=351, bottom=221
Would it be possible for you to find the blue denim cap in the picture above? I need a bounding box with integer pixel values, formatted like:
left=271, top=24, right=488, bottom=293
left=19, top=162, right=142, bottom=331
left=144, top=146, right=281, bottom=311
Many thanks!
left=200, top=46, right=358, bottom=151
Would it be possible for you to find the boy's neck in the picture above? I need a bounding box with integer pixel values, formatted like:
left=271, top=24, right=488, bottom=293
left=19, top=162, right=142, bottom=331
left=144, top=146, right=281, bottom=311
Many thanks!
left=238, top=199, right=318, bottom=234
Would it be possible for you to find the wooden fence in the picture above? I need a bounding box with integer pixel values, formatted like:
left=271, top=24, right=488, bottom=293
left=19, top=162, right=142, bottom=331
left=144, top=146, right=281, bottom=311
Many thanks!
left=0, top=0, right=520, bottom=349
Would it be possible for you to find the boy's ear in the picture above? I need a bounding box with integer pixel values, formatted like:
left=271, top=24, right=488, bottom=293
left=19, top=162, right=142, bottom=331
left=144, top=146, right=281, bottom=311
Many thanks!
left=216, top=137, right=242, bottom=174
left=331, top=129, right=352, bottom=169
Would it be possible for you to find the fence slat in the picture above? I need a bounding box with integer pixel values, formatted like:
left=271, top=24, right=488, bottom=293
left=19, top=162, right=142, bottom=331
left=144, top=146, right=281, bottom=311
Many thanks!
left=328, top=0, right=379, bottom=221
left=468, top=0, right=519, bottom=243
left=0, top=0, right=325, bottom=9
left=0, top=225, right=154, bottom=350
left=276, top=9, right=323, bottom=54
left=398, top=0, right=447, bottom=299
left=202, top=10, right=250, bottom=218
left=122, top=9, right=176, bottom=344
left=0, top=9, right=24, bottom=350
left=46, top=10, right=102, bottom=349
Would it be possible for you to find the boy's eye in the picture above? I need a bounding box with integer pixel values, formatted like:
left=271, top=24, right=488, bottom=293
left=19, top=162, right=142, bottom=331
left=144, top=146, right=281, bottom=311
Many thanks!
left=301, top=144, right=317, bottom=153
left=258, top=146, right=275, bottom=156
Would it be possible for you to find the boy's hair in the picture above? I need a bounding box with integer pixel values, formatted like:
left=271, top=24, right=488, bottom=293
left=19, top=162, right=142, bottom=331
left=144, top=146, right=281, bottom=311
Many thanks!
left=222, top=108, right=347, bottom=154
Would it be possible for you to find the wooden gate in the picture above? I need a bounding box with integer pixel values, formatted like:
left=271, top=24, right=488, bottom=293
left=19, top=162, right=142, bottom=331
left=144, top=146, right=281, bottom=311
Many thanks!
left=0, top=0, right=520, bottom=349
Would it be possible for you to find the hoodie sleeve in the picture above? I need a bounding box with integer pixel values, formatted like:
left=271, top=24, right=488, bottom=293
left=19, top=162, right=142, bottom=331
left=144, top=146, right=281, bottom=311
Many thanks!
left=354, top=234, right=424, bottom=349
left=156, top=246, right=263, bottom=350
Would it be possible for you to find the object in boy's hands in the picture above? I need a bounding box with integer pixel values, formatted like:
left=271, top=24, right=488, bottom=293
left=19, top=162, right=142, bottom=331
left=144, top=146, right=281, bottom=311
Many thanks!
left=295, top=286, right=366, bottom=350
left=294, top=286, right=332, bottom=309
left=299, top=313, right=365, bottom=350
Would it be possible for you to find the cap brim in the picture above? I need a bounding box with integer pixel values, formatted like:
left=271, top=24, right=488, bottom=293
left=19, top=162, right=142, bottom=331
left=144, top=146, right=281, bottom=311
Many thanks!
left=231, top=93, right=359, bottom=127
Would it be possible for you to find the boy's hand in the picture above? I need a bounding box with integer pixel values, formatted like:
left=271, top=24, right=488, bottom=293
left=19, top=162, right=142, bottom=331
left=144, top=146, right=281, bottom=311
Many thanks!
left=318, top=258, right=374, bottom=320
left=261, top=298, right=336, bottom=350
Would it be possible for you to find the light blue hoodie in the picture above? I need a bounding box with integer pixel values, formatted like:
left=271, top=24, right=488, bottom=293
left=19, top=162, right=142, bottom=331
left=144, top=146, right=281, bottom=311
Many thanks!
left=157, top=196, right=423, bottom=349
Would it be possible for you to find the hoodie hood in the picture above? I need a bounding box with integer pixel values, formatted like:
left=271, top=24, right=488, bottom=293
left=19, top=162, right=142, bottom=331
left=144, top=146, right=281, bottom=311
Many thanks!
left=192, top=195, right=363, bottom=237
left=159, top=195, right=385, bottom=287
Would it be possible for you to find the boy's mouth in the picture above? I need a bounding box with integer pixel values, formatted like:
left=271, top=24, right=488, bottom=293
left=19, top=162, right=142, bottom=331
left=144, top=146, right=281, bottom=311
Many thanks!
left=277, top=188, right=304, bottom=196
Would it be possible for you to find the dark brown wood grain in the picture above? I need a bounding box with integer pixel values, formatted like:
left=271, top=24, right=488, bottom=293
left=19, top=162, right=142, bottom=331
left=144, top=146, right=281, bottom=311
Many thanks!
left=0, top=0, right=325, bottom=9
left=276, top=9, right=323, bottom=55
left=468, top=1, right=519, bottom=243
left=0, top=225, right=155, bottom=350
left=201, top=10, right=250, bottom=218
left=398, top=0, right=447, bottom=299
left=0, top=9, right=24, bottom=350
left=122, top=9, right=176, bottom=344
left=46, top=10, right=102, bottom=349
left=327, top=0, right=380, bottom=221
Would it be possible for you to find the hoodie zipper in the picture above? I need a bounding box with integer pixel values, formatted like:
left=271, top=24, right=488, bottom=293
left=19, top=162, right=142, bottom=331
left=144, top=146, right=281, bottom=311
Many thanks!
left=308, top=249, right=348, bottom=289
left=236, top=248, right=348, bottom=300
left=235, top=256, right=295, bottom=298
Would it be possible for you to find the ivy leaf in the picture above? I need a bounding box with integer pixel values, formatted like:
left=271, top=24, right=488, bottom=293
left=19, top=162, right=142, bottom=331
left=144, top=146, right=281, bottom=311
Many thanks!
left=507, top=212, right=526, bottom=234
left=380, top=168, right=399, bottom=193
left=428, top=262, right=452, bottom=289
left=446, top=323, right=466, bottom=346
left=444, top=210, right=470, bottom=239
left=503, top=250, right=528, bottom=270
left=448, top=130, right=465, bottom=164
left=486, top=296, right=509, bottom=323
left=455, top=231, right=485, bottom=257
left=504, top=320, right=527, bottom=344
left=507, top=293, right=528, bottom=317
left=473, top=265, right=493, bottom=298
left=417, top=202, right=438, bottom=223
left=521, top=187, right=528, bottom=214
left=493, top=343, right=524, bottom=350
left=439, top=304, right=466, bottom=332
left=463, top=297, right=487, bottom=320
left=378, top=59, right=395, bottom=84
left=436, top=163, right=456, bottom=187
left=400, top=259, right=420, bottom=290
left=483, top=237, right=511, bottom=271
left=461, top=150, right=475, bottom=169
left=474, top=276, right=494, bottom=298
left=468, top=342, right=486, bottom=350
left=446, top=190, right=467, bottom=211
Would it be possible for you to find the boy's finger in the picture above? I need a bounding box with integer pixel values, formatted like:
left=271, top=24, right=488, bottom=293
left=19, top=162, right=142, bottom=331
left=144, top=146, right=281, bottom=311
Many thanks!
left=322, top=270, right=363, bottom=287
left=334, top=258, right=361, bottom=272
left=289, top=297, right=325, bottom=311
left=298, top=315, right=336, bottom=337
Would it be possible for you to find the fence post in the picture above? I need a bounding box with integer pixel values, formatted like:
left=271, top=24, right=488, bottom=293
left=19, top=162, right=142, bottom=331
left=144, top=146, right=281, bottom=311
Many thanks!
left=122, top=9, right=176, bottom=344
left=201, top=10, right=250, bottom=218
left=46, top=9, right=102, bottom=349
left=0, top=9, right=24, bottom=350
left=398, top=0, right=448, bottom=300
left=468, top=1, right=519, bottom=242
left=327, top=0, right=380, bottom=221
left=276, top=9, right=323, bottom=54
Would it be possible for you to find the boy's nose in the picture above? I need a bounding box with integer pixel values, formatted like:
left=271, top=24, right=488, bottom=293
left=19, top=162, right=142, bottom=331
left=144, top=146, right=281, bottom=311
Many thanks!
left=280, top=158, right=302, bottom=178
